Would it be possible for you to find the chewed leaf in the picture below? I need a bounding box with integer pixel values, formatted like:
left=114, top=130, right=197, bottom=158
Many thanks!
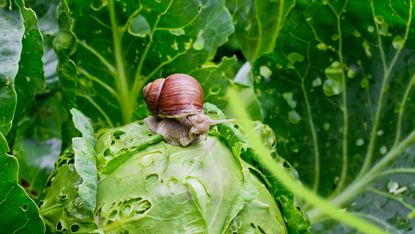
left=254, top=0, right=415, bottom=232
left=0, top=0, right=45, bottom=136
left=0, top=132, right=45, bottom=233
left=71, top=108, right=97, bottom=211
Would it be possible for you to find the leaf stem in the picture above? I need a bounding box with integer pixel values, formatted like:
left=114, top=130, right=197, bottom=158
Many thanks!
left=393, top=74, right=415, bottom=146
left=309, top=130, right=415, bottom=221
left=131, top=0, right=174, bottom=101
left=228, top=88, right=387, bottom=234
left=108, top=0, right=133, bottom=124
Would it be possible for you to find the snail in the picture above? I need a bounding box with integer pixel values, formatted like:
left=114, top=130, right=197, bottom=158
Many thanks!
left=143, top=73, right=230, bottom=146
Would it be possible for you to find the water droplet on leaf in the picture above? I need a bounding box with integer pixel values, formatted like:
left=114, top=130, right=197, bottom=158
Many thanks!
left=288, top=110, right=301, bottom=124
left=282, top=92, right=297, bottom=108
left=316, top=43, right=328, bottom=50
left=259, top=66, right=272, bottom=78
left=360, top=78, right=369, bottom=88
left=380, top=145, right=387, bottom=154
left=367, top=25, right=374, bottom=32
left=392, top=35, right=404, bottom=49
left=356, top=138, right=364, bottom=146
left=287, top=52, right=304, bottom=69
left=169, top=29, right=185, bottom=36
left=312, top=78, right=322, bottom=87
left=323, top=61, right=343, bottom=96
left=128, top=15, right=150, bottom=38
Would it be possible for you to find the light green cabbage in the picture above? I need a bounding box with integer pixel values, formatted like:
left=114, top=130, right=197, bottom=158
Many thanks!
left=40, top=107, right=307, bottom=233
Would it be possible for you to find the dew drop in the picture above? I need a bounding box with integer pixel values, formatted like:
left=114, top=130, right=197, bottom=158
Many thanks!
left=367, top=25, right=374, bottom=32
left=128, top=15, right=150, bottom=38
left=287, top=52, right=304, bottom=69
left=316, top=43, right=328, bottom=50
left=375, top=15, right=384, bottom=25
left=356, top=138, right=364, bottom=146
left=169, top=28, right=185, bottom=36
left=288, top=111, right=301, bottom=124
left=259, top=66, right=272, bottom=78
left=323, top=61, right=343, bottom=96
left=360, top=78, right=369, bottom=88
left=282, top=92, right=297, bottom=108
left=347, top=68, right=356, bottom=79
left=377, top=130, right=384, bottom=136
left=379, top=145, right=387, bottom=154
left=353, top=30, right=361, bottom=38
left=392, top=35, right=404, bottom=50
left=363, top=40, right=372, bottom=57
left=323, top=122, right=330, bottom=130
left=312, top=78, right=322, bottom=87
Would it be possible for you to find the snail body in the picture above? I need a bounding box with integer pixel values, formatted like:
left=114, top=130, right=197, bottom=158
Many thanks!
left=143, top=74, right=229, bottom=146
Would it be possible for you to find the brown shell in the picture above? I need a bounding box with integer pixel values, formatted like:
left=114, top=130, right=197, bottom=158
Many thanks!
left=143, top=73, right=204, bottom=117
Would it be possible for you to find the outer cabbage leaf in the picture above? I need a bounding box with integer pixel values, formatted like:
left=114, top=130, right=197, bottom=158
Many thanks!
left=0, top=132, right=45, bottom=233
left=40, top=108, right=98, bottom=232
left=253, top=0, right=415, bottom=232
left=205, top=103, right=310, bottom=233
left=55, top=0, right=234, bottom=127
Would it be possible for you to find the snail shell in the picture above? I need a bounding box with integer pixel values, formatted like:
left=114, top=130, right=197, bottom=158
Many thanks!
left=143, top=73, right=204, bottom=118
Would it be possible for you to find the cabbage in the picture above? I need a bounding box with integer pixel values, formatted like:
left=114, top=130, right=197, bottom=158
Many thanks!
left=40, top=107, right=306, bottom=233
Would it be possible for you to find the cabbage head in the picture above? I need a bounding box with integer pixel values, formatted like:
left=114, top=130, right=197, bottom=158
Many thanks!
left=40, top=107, right=309, bottom=233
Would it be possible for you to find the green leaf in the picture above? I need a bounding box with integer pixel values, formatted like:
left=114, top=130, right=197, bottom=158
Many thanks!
left=189, top=56, right=238, bottom=110
left=205, top=103, right=310, bottom=233
left=13, top=0, right=45, bottom=119
left=253, top=0, right=415, bottom=231
left=0, top=132, right=45, bottom=233
left=13, top=95, right=65, bottom=200
left=56, top=0, right=234, bottom=127
left=70, top=108, right=97, bottom=212
left=0, top=0, right=45, bottom=136
left=26, top=0, right=60, bottom=91
left=227, top=0, right=287, bottom=62
left=40, top=108, right=99, bottom=232
left=40, top=150, right=97, bottom=233
left=0, top=3, right=23, bottom=135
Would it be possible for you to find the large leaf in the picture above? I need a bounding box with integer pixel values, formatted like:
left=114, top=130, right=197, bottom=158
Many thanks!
left=253, top=0, right=415, bottom=232
left=13, top=95, right=65, bottom=200
left=26, top=0, right=60, bottom=90
left=0, top=132, right=45, bottom=233
left=55, top=0, right=234, bottom=127
left=227, top=0, right=288, bottom=62
left=0, top=0, right=45, bottom=136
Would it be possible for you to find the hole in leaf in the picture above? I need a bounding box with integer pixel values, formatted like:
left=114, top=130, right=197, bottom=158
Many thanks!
left=21, top=179, right=30, bottom=188
left=113, top=130, right=125, bottom=140
left=71, top=224, right=80, bottom=232
left=68, top=158, right=74, bottom=164
left=103, top=148, right=112, bottom=157
left=257, top=225, right=266, bottom=234
left=109, top=210, right=118, bottom=220
left=147, top=133, right=153, bottom=136
left=282, top=161, right=291, bottom=168
left=56, top=221, right=62, bottom=231
left=22, top=204, right=28, bottom=211
left=30, top=190, right=38, bottom=197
